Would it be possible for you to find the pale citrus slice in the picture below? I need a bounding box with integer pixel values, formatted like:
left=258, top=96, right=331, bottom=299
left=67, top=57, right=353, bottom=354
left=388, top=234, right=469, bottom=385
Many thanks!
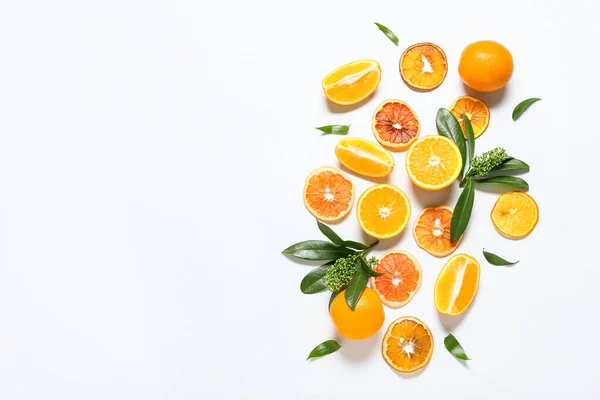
left=399, top=43, right=448, bottom=91
left=322, top=60, right=381, bottom=105
left=382, top=316, right=433, bottom=373
left=450, top=95, right=490, bottom=138
left=434, top=254, right=480, bottom=316
left=335, top=137, right=394, bottom=178
left=405, top=135, right=462, bottom=190
left=491, top=191, right=539, bottom=238
left=371, top=99, right=420, bottom=150
left=413, top=206, right=461, bottom=257
left=357, top=184, right=411, bottom=239
left=371, top=251, right=422, bottom=308
left=303, top=166, right=354, bottom=222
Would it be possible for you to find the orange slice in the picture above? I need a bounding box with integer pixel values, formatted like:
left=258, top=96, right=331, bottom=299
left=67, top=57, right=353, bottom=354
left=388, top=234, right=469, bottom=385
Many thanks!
left=491, top=191, right=539, bottom=238
left=399, top=43, right=448, bottom=90
left=322, top=60, right=381, bottom=105
left=371, top=99, right=420, bottom=150
left=371, top=251, right=422, bottom=308
left=405, top=135, right=462, bottom=190
left=450, top=95, right=490, bottom=138
left=434, top=254, right=480, bottom=316
left=335, top=137, right=394, bottom=178
left=303, top=166, right=354, bottom=222
left=413, top=206, right=461, bottom=257
left=357, top=184, right=411, bottom=239
left=382, top=316, right=433, bottom=373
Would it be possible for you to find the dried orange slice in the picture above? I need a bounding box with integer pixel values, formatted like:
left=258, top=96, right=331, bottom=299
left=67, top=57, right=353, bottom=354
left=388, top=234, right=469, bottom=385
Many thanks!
left=303, top=166, right=354, bottom=222
left=450, top=95, right=490, bottom=138
left=371, top=251, right=422, bottom=308
left=335, top=137, right=394, bottom=178
left=322, top=60, right=381, bottom=105
left=405, top=135, right=462, bottom=190
left=491, top=191, right=539, bottom=238
left=434, top=254, right=480, bottom=316
left=399, top=43, right=448, bottom=91
left=371, top=99, right=420, bottom=150
left=382, top=316, right=433, bottom=373
left=413, top=206, right=461, bottom=257
left=357, top=184, right=411, bottom=239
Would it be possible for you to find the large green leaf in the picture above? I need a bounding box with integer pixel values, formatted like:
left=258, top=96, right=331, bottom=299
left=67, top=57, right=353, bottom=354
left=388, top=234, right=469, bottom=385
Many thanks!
left=436, top=109, right=467, bottom=176
left=282, top=240, right=354, bottom=260
left=450, top=179, right=475, bottom=243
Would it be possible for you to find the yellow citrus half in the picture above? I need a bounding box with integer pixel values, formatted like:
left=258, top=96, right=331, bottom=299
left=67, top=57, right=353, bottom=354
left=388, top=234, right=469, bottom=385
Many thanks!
left=434, top=254, right=480, bottom=316
left=322, top=60, right=381, bottom=105
left=335, top=137, right=394, bottom=178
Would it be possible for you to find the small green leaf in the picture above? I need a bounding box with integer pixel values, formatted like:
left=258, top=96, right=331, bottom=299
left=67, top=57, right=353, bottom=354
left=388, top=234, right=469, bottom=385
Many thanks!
left=512, top=98, right=541, bottom=121
left=316, top=220, right=344, bottom=245
left=444, top=334, right=470, bottom=360
left=462, top=114, right=475, bottom=176
left=300, top=261, right=335, bottom=294
left=374, top=22, right=398, bottom=45
left=307, top=340, right=341, bottom=360
left=359, top=256, right=384, bottom=277
left=340, top=240, right=368, bottom=250
left=483, top=249, right=519, bottom=266
left=328, top=291, right=340, bottom=310
left=282, top=240, right=355, bottom=260
left=315, top=125, right=351, bottom=135
left=344, top=265, right=368, bottom=311
left=451, top=179, right=475, bottom=243
left=436, top=109, right=467, bottom=176
left=474, top=176, right=529, bottom=191
left=472, top=158, right=529, bottom=179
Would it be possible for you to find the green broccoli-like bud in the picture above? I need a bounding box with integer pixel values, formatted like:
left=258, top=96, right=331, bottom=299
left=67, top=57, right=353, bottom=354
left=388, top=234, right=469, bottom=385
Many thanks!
left=468, top=147, right=508, bottom=177
left=325, top=255, right=358, bottom=292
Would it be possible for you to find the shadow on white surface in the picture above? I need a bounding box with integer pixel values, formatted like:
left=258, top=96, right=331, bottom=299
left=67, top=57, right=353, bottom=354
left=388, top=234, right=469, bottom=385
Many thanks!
left=461, top=84, right=509, bottom=108
left=360, top=227, right=408, bottom=251
left=324, top=92, right=379, bottom=113
left=437, top=304, right=473, bottom=331
left=338, top=331, right=381, bottom=363
left=410, top=183, right=454, bottom=208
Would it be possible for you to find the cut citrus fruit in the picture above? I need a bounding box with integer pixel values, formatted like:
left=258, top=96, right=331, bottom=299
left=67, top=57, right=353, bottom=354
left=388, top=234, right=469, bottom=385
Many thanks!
left=303, top=166, right=354, bottom=222
left=491, top=191, right=539, bottom=238
left=330, top=287, right=385, bottom=340
left=382, top=316, right=433, bottom=373
left=434, top=254, right=480, bottom=316
left=449, top=95, right=490, bottom=139
left=413, top=206, right=461, bottom=257
left=335, top=137, right=394, bottom=178
left=371, top=99, right=420, bottom=150
left=399, top=43, right=448, bottom=91
left=405, top=135, right=462, bottom=190
left=357, top=184, right=411, bottom=239
left=371, top=251, right=422, bottom=308
left=322, top=60, right=381, bottom=105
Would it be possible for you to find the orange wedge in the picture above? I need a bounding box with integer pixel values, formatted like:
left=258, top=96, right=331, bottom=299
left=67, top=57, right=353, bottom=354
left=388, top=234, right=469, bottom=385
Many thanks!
left=400, top=43, right=448, bottom=91
left=413, top=206, right=461, bottom=257
left=450, top=95, right=490, bottom=138
left=335, top=137, right=394, bottom=178
left=434, top=254, right=480, bottom=316
left=382, top=316, right=434, bottom=373
left=371, top=99, right=420, bottom=150
left=357, top=184, right=411, bottom=239
left=405, top=135, right=462, bottom=190
left=491, top=191, right=539, bottom=238
left=322, top=60, right=381, bottom=105
left=371, top=251, right=422, bottom=308
left=303, top=166, right=354, bottom=222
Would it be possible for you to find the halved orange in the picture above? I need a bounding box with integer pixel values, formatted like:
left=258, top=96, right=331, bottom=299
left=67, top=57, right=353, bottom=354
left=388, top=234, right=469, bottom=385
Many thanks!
left=335, top=137, right=394, bottom=178
left=371, top=99, right=420, bottom=150
left=322, top=60, right=381, bottom=105
left=491, top=191, right=539, bottom=238
left=357, top=184, right=411, bottom=239
left=371, top=251, right=422, bottom=308
left=303, top=166, right=354, bottom=222
left=382, top=316, right=433, bottom=373
left=405, top=135, right=462, bottom=190
left=413, top=206, right=461, bottom=257
left=399, top=43, right=448, bottom=91
left=449, top=95, right=490, bottom=138
left=434, top=254, right=480, bottom=316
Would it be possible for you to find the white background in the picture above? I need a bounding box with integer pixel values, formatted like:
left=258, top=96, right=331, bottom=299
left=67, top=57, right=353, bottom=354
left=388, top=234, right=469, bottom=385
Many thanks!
left=0, top=0, right=598, bottom=399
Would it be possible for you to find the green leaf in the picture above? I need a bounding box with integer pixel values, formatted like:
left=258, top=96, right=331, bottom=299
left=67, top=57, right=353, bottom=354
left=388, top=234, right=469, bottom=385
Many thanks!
left=307, top=340, right=341, bottom=360
left=472, top=158, right=529, bottom=179
left=344, top=266, right=368, bottom=311
left=450, top=179, right=475, bottom=243
left=316, top=220, right=344, bottom=245
left=328, top=291, right=340, bottom=310
left=474, top=176, right=529, bottom=191
left=483, top=249, right=519, bottom=266
left=359, top=256, right=384, bottom=277
left=444, top=334, right=470, bottom=360
left=462, top=114, right=475, bottom=175
left=315, top=125, right=351, bottom=135
left=340, top=240, right=368, bottom=250
left=282, top=240, right=355, bottom=260
left=512, top=98, right=541, bottom=121
left=374, top=22, right=398, bottom=45
left=300, top=261, right=335, bottom=294
left=436, top=109, right=467, bottom=176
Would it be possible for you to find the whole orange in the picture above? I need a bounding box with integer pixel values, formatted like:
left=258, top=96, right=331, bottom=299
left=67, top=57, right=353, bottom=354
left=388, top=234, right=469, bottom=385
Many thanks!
left=330, top=287, right=385, bottom=340
left=458, top=40, right=513, bottom=92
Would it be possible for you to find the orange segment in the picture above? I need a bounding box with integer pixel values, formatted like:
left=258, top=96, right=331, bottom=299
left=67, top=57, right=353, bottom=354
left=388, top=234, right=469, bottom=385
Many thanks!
left=434, top=254, right=480, bottom=316
left=413, top=206, right=461, bottom=257
left=405, top=135, right=462, bottom=190
left=382, top=316, right=433, bottom=373
left=400, top=43, right=447, bottom=90
left=371, top=99, right=420, bottom=150
left=303, top=166, right=354, bottom=222
left=450, top=95, right=490, bottom=138
left=357, top=184, right=411, bottom=239
left=322, top=60, right=381, bottom=105
left=371, top=251, right=422, bottom=308
left=491, top=191, right=539, bottom=238
left=335, top=138, right=394, bottom=178
left=330, top=287, right=385, bottom=340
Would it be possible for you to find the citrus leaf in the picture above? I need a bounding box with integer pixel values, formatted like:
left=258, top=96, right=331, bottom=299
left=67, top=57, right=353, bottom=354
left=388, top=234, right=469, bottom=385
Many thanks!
left=462, top=113, right=475, bottom=175
left=474, top=176, right=529, bottom=191
left=483, top=249, right=519, bottom=266
left=282, top=240, right=355, bottom=260
left=512, top=98, right=541, bottom=121
left=307, top=340, right=341, bottom=360
left=340, top=240, right=368, bottom=250
left=345, top=266, right=368, bottom=311
left=450, top=179, right=474, bottom=243
left=316, top=220, right=344, bottom=245
left=472, top=158, right=529, bottom=179
left=374, top=22, right=398, bottom=45
left=444, top=334, right=470, bottom=360
left=328, top=291, right=340, bottom=311
left=359, top=256, right=384, bottom=277
left=300, top=261, right=335, bottom=294
left=315, top=125, right=350, bottom=135
left=436, top=108, right=467, bottom=176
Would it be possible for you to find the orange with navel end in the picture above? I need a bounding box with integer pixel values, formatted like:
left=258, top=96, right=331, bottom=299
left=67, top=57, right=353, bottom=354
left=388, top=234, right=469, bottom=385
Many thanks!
left=413, top=206, right=461, bottom=257
left=400, top=43, right=448, bottom=91
left=303, top=166, right=354, bottom=222
left=382, top=316, right=434, bottom=373
left=356, top=184, right=411, bottom=239
left=335, top=137, right=394, bottom=178
left=459, top=40, right=514, bottom=92
left=449, top=95, right=490, bottom=139
left=371, top=99, right=420, bottom=150
left=434, top=254, right=480, bottom=316
left=330, top=287, right=385, bottom=340
left=491, top=191, right=539, bottom=238
left=371, top=251, right=422, bottom=308
left=322, top=60, right=381, bottom=105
